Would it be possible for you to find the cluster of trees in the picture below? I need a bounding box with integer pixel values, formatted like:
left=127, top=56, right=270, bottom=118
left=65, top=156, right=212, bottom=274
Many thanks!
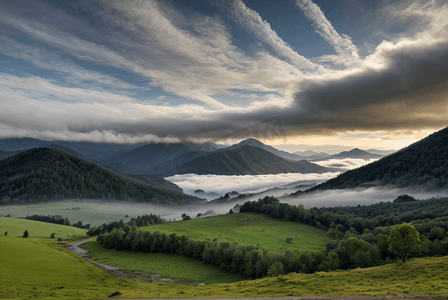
left=25, top=214, right=91, bottom=229
left=97, top=227, right=339, bottom=278
left=0, top=147, right=199, bottom=204
left=87, top=214, right=163, bottom=236
left=306, top=126, right=448, bottom=191
left=241, top=197, right=448, bottom=261
left=97, top=222, right=429, bottom=278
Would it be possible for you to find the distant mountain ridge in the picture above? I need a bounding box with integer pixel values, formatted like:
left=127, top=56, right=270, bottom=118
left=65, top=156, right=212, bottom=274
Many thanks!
left=323, top=148, right=382, bottom=160
left=305, top=126, right=448, bottom=192
left=0, top=138, right=143, bottom=161
left=0, top=147, right=200, bottom=204
left=0, top=137, right=389, bottom=177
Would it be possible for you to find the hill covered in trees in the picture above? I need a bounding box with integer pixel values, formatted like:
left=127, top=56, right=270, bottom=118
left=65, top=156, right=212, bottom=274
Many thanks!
left=0, top=148, right=200, bottom=204
left=306, top=126, right=448, bottom=192
left=158, top=145, right=340, bottom=176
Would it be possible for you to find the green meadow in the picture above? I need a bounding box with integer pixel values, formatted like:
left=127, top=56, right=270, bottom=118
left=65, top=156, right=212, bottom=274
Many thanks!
left=0, top=235, right=141, bottom=299
left=2, top=233, right=447, bottom=299
left=139, top=212, right=332, bottom=253
left=80, top=241, right=247, bottom=284
left=0, top=217, right=88, bottom=241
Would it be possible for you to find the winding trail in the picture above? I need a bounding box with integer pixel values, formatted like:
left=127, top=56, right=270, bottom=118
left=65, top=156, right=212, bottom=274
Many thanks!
left=65, top=239, right=204, bottom=285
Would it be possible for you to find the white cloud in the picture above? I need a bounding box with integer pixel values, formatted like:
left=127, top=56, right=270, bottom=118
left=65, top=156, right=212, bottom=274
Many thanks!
left=211, top=0, right=320, bottom=72
left=282, top=187, right=445, bottom=209
left=295, top=0, right=360, bottom=66
left=313, top=158, right=380, bottom=170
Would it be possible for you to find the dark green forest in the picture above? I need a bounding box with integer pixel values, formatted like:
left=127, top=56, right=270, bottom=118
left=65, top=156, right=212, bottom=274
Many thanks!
left=305, top=126, right=448, bottom=191
left=0, top=148, right=200, bottom=204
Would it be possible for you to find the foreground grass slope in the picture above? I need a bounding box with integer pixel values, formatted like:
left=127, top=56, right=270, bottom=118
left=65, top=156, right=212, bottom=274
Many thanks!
left=139, top=212, right=332, bottom=253
left=80, top=241, right=247, bottom=284
left=1, top=234, right=447, bottom=299
left=0, top=217, right=87, bottom=241
left=0, top=235, right=140, bottom=299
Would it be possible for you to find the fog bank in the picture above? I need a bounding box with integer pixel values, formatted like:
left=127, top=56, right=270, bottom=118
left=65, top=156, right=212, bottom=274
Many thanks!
left=165, top=172, right=339, bottom=200
left=280, top=187, right=447, bottom=209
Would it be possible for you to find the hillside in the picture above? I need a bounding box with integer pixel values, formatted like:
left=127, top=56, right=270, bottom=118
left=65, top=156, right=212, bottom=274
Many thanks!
left=0, top=148, right=200, bottom=204
left=159, top=145, right=339, bottom=176
left=222, top=138, right=303, bottom=161
left=103, top=142, right=216, bottom=174
left=139, top=212, right=331, bottom=253
left=307, top=126, right=448, bottom=192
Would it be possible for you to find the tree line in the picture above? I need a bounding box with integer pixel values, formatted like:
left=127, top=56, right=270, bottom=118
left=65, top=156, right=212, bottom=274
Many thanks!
left=25, top=214, right=91, bottom=229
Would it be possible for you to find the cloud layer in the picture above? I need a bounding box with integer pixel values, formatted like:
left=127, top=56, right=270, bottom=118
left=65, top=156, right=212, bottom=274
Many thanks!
left=0, top=0, right=447, bottom=144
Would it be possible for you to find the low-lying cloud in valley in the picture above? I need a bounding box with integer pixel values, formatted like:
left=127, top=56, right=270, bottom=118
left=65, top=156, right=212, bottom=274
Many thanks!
left=165, top=172, right=339, bottom=201
left=281, top=187, right=447, bottom=209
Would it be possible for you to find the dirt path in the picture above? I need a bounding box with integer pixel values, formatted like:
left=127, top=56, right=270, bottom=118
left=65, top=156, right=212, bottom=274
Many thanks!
left=65, top=239, right=205, bottom=285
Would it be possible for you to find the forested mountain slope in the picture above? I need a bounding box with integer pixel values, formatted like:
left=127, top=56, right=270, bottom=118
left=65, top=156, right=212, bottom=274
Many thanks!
left=160, top=145, right=340, bottom=176
left=0, top=148, right=200, bottom=204
left=306, top=126, right=448, bottom=192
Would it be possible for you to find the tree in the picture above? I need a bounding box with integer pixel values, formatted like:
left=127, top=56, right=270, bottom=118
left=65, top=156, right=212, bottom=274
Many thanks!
left=387, top=223, right=429, bottom=262
left=23, top=230, right=29, bottom=238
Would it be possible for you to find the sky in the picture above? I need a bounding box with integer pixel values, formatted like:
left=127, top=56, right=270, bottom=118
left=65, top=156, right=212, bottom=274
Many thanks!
left=1, top=0, right=448, bottom=152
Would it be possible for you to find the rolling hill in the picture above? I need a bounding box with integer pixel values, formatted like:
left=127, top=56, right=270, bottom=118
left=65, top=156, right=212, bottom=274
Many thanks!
left=306, top=126, right=448, bottom=192
left=159, top=145, right=340, bottom=176
left=0, top=147, right=200, bottom=204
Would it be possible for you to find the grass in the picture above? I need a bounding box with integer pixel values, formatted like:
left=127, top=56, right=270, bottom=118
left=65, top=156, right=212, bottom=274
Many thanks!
left=0, top=235, right=141, bottom=299
left=2, top=234, right=447, bottom=299
left=139, top=212, right=332, bottom=253
left=0, top=217, right=88, bottom=242
left=80, top=241, right=247, bottom=284
left=142, top=255, right=448, bottom=298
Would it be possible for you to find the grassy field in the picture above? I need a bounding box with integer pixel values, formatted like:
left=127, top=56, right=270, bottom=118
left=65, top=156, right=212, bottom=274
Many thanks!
left=134, top=255, right=448, bottom=298
left=2, top=233, right=447, bottom=299
left=139, top=212, right=332, bottom=253
left=80, top=241, right=247, bottom=284
left=0, top=235, right=141, bottom=299
left=0, top=217, right=88, bottom=241
left=0, top=200, right=173, bottom=227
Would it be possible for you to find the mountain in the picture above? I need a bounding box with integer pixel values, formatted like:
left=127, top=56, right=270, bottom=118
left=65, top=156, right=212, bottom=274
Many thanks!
left=158, top=145, right=340, bottom=176
left=0, top=138, right=143, bottom=162
left=311, top=148, right=383, bottom=161
left=294, top=150, right=330, bottom=159
left=367, top=149, right=397, bottom=156
left=306, top=126, right=448, bottom=192
left=0, top=150, right=22, bottom=160
left=0, top=148, right=200, bottom=204
left=103, top=142, right=221, bottom=175
left=47, top=144, right=90, bottom=161
left=0, top=138, right=48, bottom=151
left=222, top=138, right=303, bottom=161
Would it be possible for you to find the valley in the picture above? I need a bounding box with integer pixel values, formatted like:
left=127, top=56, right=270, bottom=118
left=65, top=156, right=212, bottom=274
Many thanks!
left=1, top=128, right=448, bottom=299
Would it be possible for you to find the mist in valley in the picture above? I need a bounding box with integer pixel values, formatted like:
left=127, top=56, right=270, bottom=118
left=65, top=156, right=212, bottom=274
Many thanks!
left=280, top=187, right=447, bottom=209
